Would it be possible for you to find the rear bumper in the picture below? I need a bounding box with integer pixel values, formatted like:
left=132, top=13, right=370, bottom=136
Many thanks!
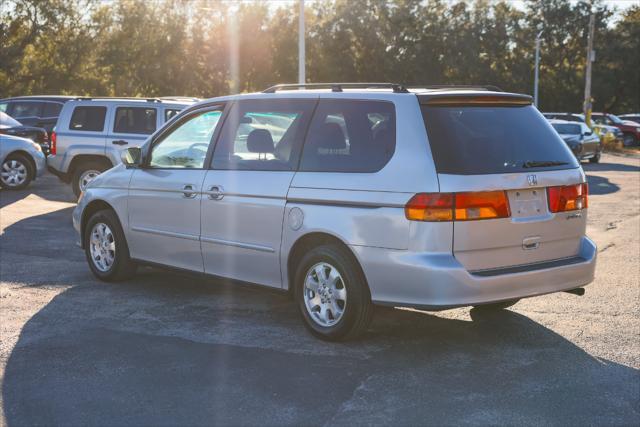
left=33, top=151, right=46, bottom=178
left=354, top=236, right=597, bottom=310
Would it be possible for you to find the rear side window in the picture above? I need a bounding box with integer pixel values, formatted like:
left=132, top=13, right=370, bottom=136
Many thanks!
left=212, top=99, right=315, bottom=171
left=43, top=102, right=63, bottom=117
left=11, top=102, right=42, bottom=118
left=114, top=107, right=157, bottom=134
left=165, top=109, right=181, bottom=122
left=69, top=106, right=107, bottom=132
left=551, top=123, right=581, bottom=134
left=299, top=100, right=396, bottom=173
left=421, top=104, right=578, bottom=175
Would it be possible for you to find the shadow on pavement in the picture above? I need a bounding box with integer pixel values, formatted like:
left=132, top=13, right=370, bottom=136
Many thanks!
left=582, top=161, right=640, bottom=173
left=0, top=172, right=76, bottom=208
left=586, top=174, right=620, bottom=195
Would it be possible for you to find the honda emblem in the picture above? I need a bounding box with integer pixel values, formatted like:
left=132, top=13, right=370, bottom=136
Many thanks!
left=527, top=174, right=538, bottom=186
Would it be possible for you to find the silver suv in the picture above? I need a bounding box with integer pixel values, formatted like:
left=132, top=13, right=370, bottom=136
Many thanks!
left=47, top=97, right=193, bottom=197
left=73, top=84, right=597, bottom=341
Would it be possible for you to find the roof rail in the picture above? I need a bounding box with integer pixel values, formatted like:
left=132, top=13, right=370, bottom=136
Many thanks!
left=410, top=85, right=503, bottom=92
left=262, top=83, right=409, bottom=93
left=74, top=96, right=162, bottom=103
left=159, top=96, right=201, bottom=102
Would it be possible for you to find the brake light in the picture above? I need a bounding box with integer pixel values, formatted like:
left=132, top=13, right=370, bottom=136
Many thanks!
left=405, top=191, right=510, bottom=222
left=547, top=183, right=588, bottom=213
left=455, top=191, right=510, bottom=220
left=50, top=130, right=56, bottom=155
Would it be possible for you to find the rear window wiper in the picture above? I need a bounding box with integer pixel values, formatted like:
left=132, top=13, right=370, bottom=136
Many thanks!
left=522, top=160, right=569, bottom=168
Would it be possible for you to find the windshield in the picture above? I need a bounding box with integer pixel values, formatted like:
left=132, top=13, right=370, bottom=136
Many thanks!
left=0, top=111, right=21, bottom=128
left=421, top=104, right=579, bottom=175
left=607, top=114, right=623, bottom=124
left=552, top=123, right=581, bottom=135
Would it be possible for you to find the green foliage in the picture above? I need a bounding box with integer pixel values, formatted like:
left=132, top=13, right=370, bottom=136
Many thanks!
left=1, top=0, right=638, bottom=112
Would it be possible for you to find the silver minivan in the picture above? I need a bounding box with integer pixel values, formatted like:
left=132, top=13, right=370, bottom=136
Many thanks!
left=73, top=84, right=597, bottom=340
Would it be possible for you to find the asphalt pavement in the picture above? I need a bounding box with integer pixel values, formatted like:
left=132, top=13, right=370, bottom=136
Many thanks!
left=1, top=153, right=638, bottom=426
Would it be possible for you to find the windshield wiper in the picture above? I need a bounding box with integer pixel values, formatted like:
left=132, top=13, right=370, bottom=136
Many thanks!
left=522, top=160, right=569, bottom=168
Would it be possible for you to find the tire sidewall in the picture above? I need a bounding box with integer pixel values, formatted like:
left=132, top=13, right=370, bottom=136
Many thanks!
left=294, top=245, right=368, bottom=340
left=73, top=162, right=108, bottom=198
left=1, top=154, right=33, bottom=190
left=84, top=210, right=129, bottom=281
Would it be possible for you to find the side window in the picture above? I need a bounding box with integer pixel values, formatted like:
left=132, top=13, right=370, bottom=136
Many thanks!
left=43, top=102, right=63, bottom=117
left=0, top=102, right=8, bottom=113
left=299, top=99, right=396, bottom=173
left=69, top=106, right=107, bottom=132
left=165, top=109, right=181, bottom=122
left=149, top=109, right=222, bottom=169
left=11, top=102, right=43, bottom=119
left=212, top=99, right=315, bottom=171
left=114, top=107, right=157, bottom=134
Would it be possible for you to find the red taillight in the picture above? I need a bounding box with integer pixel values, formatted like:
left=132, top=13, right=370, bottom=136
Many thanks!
left=547, top=183, right=588, bottom=213
left=405, top=193, right=454, bottom=221
left=405, top=191, right=511, bottom=222
left=50, top=130, right=56, bottom=155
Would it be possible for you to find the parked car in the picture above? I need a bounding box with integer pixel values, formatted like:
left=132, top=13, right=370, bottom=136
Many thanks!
left=73, top=83, right=596, bottom=341
left=0, top=96, right=76, bottom=134
left=557, top=113, right=626, bottom=145
left=0, top=134, right=46, bottom=190
left=549, top=119, right=602, bottom=163
left=47, top=97, right=194, bottom=197
left=542, top=112, right=584, bottom=123
left=590, top=112, right=640, bottom=146
left=0, top=112, right=49, bottom=154
left=618, top=113, right=640, bottom=125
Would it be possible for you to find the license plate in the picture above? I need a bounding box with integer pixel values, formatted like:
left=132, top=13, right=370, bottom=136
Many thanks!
left=508, top=188, right=547, bottom=219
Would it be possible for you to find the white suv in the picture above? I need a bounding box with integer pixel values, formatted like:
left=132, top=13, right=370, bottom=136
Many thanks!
left=73, top=84, right=596, bottom=341
left=47, top=97, right=194, bottom=197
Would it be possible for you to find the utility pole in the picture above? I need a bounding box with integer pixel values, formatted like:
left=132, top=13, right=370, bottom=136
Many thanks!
left=583, top=13, right=596, bottom=126
left=534, top=30, right=543, bottom=108
left=298, top=0, right=306, bottom=84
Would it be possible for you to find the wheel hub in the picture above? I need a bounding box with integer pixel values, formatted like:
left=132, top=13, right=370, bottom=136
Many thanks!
left=303, top=262, right=347, bottom=327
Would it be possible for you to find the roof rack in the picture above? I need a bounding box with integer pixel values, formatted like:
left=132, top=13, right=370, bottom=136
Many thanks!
left=262, top=83, right=409, bottom=93
left=160, top=96, right=201, bottom=102
left=74, top=96, right=162, bottom=103
left=410, top=85, right=503, bottom=92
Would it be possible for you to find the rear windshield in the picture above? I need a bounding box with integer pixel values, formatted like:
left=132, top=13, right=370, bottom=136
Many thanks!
left=552, top=123, right=581, bottom=135
left=421, top=104, right=579, bottom=175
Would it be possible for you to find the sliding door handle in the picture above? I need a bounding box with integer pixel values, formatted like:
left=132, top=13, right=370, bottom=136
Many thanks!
left=112, top=140, right=128, bottom=146
left=206, top=185, right=224, bottom=200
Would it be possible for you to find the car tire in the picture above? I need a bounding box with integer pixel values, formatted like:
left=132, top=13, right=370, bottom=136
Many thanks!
left=72, top=161, right=109, bottom=198
left=473, top=299, right=520, bottom=311
left=294, top=244, right=373, bottom=341
left=0, top=153, right=33, bottom=190
left=622, top=133, right=636, bottom=147
left=84, top=209, right=137, bottom=282
left=589, top=152, right=601, bottom=163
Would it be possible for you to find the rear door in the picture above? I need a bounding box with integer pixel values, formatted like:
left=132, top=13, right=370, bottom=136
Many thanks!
left=108, top=104, right=158, bottom=155
left=58, top=102, right=110, bottom=158
left=420, top=95, right=587, bottom=272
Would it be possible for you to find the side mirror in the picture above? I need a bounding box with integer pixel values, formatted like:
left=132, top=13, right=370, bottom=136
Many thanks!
left=584, top=130, right=593, bottom=136
left=121, top=147, right=142, bottom=167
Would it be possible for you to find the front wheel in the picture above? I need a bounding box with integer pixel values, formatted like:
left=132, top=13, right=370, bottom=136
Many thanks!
left=84, top=209, right=137, bottom=281
left=294, top=244, right=373, bottom=341
left=622, top=133, right=636, bottom=147
left=0, top=154, right=33, bottom=190
left=589, top=152, right=601, bottom=163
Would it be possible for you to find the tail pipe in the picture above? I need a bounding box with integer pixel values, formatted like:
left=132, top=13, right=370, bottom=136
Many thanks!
left=564, top=287, right=585, bottom=296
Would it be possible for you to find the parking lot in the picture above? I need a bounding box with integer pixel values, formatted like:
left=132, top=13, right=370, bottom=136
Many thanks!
left=0, top=153, right=638, bottom=425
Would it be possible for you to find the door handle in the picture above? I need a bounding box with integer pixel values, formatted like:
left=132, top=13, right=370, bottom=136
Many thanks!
left=182, top=184, right=197, bottom=199
left=206, top=185, right=224, bottom=200
left=112, top=140, right=128, bottom=146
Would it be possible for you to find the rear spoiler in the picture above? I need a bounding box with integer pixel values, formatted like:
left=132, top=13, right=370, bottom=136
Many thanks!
left=418, top=93, right=532, bottom=106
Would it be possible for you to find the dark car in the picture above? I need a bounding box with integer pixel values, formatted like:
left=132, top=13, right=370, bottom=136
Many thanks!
left=0, top=112, right=49, bottom=154
left=0, top=96, right=76, bottom=134
left=549, top=119, right=602, bottom=163
left=590, top=113, right=640, bottom=146
left=542, top=112, right=584, bottom=123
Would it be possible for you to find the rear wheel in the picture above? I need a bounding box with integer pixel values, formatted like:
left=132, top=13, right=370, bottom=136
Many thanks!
left=294, top=244, right=373, bottom=341
left=589, top=152, right=601, bottom=163
left=72, top=160, right=109, bottom=198
left=473, top=299, right=520, bottom=311
left=0, top=153, right=33, bottom=190
left=84, top=209, right=137, bottom=281
left=622, top=133, right=636, bottom=147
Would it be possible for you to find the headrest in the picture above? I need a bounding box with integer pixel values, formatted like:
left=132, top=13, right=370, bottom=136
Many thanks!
left=247, top=129, right=274, bottom=153
left=314, top=122, right=346, bottom=150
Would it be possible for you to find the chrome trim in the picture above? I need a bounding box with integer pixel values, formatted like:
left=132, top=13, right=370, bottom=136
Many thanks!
left=200, top=236, right=275, bottom=253
left=286, top=197, right=402, bottom=209
left=131, top=226, right=199, bottom=241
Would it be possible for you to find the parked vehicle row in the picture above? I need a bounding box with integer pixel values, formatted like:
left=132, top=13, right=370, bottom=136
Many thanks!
left=0, top=112, right=49, bottom=154
left=543, top=111, right=638, bottom=147
left=548, top=119, right=601, bottom=163
left=73, top=84, right=596, bottom=341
